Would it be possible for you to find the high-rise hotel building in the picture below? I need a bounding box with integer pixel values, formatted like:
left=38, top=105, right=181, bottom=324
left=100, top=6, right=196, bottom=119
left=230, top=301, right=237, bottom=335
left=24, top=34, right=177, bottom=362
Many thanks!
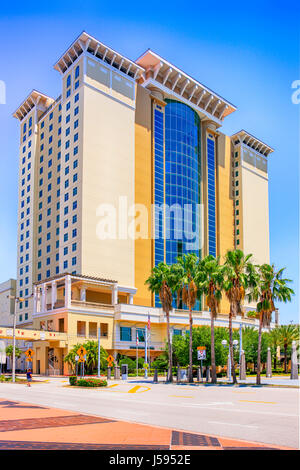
left=13, top=31, right=273, bottom=330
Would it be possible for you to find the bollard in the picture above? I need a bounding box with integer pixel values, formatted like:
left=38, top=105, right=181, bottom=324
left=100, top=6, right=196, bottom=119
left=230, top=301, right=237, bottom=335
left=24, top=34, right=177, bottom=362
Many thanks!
left=291, top=341, right=299, bottom=380
left=177, top=366, right=181, bottom=383
left=153, top=368, right=158, bottom=383
left=266, top=347, right=272, bottom=378
left=239, top=351, right=246, bottom=380
left=107, top=366, right=111, bottom=380
left=227, top=354, right=231, bottom=379
left=114, top=365, right=120, bottom=380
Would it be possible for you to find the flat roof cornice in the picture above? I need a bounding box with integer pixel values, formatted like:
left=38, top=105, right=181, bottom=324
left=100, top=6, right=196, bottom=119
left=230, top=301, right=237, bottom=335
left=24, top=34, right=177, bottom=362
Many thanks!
left=136, top=49, right=237, bottom=123
left=54, top=31, right=144, bottom=80
left=13, top=90, right=54, bottom=121
left=231, top=129, right=274, bottom=156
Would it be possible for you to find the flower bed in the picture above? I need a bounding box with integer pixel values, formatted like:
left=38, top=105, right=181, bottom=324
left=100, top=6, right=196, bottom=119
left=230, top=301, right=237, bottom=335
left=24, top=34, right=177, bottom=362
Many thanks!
left=69, top=376, right=107, bottom=387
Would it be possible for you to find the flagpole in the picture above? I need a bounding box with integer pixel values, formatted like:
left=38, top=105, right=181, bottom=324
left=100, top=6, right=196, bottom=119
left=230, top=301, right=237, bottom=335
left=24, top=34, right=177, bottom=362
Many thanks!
left=136, top=333, right=138, bottom=377
left=145, top=326, right=148, bottom=379
left=148, top=330, right=151, bottom=372
left=147, top=312, right=151, bottom=376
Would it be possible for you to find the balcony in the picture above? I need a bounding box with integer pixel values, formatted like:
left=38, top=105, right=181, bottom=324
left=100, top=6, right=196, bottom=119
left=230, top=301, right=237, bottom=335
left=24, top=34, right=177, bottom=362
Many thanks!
left=114, top=339, right=165, bottom=352
left=71, top=300, right=114, bottom=313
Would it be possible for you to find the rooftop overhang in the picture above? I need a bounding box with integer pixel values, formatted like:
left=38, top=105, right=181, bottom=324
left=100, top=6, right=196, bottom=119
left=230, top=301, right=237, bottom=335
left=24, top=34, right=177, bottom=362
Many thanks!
left=136, top=50, right=236, bottom=125
left=13, top=90, right=54, bottom=122
left=231, top=130, right=274, bottom=156
left=54, top=31, right=145, bottom=81
left=34, top=272, right=118, bottom=288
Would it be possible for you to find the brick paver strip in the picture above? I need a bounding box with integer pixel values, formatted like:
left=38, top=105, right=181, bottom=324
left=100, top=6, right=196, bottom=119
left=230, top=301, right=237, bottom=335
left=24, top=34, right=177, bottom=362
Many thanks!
left=0, top=399, right=293, bottom=450
left=172, top=430, right=221, bottom=447
left=0, top=415, right=115, bottom=432
left=0, top=400, right=48, bottom=410
left=0, top=440, right=169, bottom=450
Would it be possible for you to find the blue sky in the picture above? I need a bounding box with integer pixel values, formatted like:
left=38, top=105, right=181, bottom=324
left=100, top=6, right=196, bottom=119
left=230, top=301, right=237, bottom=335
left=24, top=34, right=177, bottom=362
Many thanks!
left=0, top=1, right=298, bottom=323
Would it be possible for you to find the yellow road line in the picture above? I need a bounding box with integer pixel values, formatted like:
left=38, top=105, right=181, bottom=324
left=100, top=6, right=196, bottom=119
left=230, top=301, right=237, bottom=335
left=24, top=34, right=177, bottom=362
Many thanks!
left=238, top=400, right=277, bottom=404
left=128, top=385, right=151, bottom=393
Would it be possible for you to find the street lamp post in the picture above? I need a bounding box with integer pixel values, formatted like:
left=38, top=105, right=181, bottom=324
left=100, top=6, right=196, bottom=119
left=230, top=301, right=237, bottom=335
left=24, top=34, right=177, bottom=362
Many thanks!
left=222, top=339, right=239, bottom=382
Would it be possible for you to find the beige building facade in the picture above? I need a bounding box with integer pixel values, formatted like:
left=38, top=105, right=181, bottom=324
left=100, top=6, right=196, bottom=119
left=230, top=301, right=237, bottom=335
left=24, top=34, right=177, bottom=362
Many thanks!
left=9, top=32, right=274, bottom=373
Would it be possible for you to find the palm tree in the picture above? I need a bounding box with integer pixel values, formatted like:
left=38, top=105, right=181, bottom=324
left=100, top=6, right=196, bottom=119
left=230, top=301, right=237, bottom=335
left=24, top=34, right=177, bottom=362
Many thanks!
left=84, top=340, right=108, bottom=374
left=277, top=324, right=299, bottom=372
left=145, top=262, right=177, bottom=382
left=196, top=255, right=225, bottom=384
left=176, top=253, right=199, bottom=383
left=248, top=264, right=294, bottom=384
left=6, top=345, right=22, bottom=372
left=223, top=250, right=256, bottom=384
left=64, top=342, right=108, bottom=374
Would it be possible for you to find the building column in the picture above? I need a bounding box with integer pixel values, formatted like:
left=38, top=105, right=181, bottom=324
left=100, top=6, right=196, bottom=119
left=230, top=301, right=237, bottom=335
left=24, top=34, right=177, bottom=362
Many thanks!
left=80, top=286, right=86, bottom=302
left=37, top=287, right=41, bottom=313
left=41, top=284, right=47, bottom=312
left=112, top=285, right=118, bottom=305
left=33, top=285, right=37, bottom=314
left=129, top=293, right=134, bottom=305
left=275, top=308, right=280, bottom=325
left=51, top=280, right=57, bottom=310
left=65, top=275, right=72, bottom=308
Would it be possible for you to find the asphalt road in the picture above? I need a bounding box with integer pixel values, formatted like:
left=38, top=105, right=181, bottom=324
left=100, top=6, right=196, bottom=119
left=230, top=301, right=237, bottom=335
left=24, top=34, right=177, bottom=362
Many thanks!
left=0, top=377, right=299, bottom=448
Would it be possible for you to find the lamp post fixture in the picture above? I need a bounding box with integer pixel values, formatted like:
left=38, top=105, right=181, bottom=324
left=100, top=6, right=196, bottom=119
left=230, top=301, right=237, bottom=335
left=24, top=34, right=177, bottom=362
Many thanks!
left=7, top=295, right=24, bottom=383
left=222, top=339, right=239, bottom=382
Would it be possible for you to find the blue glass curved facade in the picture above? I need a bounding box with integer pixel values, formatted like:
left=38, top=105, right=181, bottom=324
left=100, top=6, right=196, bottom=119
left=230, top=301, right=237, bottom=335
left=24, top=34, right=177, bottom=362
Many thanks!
left=164, top=100, right=201, bottom=264
left=154, top=99, right=202, bottom=308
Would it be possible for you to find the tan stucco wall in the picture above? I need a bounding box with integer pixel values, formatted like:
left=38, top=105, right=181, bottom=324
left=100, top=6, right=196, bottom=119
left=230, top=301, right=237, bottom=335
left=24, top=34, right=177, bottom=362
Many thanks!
left=80, top=82, right=135, bottom=285
left=241, top=164, right=270, bottom=265
left=216, top=133, right=234, bottom=315
left=134, top=85, right=153, bottom=306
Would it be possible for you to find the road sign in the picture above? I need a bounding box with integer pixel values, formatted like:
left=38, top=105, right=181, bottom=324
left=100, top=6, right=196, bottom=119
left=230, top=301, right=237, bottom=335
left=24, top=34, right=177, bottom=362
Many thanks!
left=106, top=355, right=114, bottom=367
left=25, top=348, right=35, bottom=359
left=77, top=346, right=87, bottom=357
left=143, top=363, right=149, bottom=369
left=197, top=346, right=206, bottom=360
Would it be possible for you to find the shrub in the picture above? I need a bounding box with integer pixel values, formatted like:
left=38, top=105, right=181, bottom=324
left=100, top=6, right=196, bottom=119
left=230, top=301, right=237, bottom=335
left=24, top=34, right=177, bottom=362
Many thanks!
left=76, top=378, right=107, bottom=387
left=69, top=376, right=78, bottom=386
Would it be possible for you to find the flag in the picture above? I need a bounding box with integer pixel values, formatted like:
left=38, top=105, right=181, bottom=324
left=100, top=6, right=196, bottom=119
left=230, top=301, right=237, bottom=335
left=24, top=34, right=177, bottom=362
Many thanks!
left=136, top=332, right=139, bottom=346
left=147, top=313, right=151, bottom=330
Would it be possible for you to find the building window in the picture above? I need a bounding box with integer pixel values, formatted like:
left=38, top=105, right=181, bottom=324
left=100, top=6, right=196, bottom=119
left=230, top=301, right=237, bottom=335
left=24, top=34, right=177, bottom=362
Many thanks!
left=173, top=329, right=183, bottom=336
left=136, top=328, right=145, bottom=342
left=120, top=327, right=131, bottom=342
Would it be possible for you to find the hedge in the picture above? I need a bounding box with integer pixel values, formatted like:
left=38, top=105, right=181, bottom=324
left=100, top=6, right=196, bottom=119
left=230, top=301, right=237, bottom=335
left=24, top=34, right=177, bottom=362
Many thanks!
left=69, top=376, right=107, bottom=387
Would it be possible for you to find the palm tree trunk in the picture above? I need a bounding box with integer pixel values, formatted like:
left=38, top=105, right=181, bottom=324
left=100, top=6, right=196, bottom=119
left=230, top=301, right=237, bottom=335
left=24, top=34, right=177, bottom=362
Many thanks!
left=166, top=312, right=173, bottom=382
left=229, top=307, right=237, bottom=384
left=256, top=320, right=263, bottom=385
left=188, top=308, right=193, bottom=383
left=210, top=312, right=217, bottom=384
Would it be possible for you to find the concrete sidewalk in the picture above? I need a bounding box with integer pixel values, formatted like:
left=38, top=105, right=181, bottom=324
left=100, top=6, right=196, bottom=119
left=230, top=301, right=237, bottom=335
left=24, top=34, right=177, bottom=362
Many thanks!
left=0, top=398, right=295, bottom=450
